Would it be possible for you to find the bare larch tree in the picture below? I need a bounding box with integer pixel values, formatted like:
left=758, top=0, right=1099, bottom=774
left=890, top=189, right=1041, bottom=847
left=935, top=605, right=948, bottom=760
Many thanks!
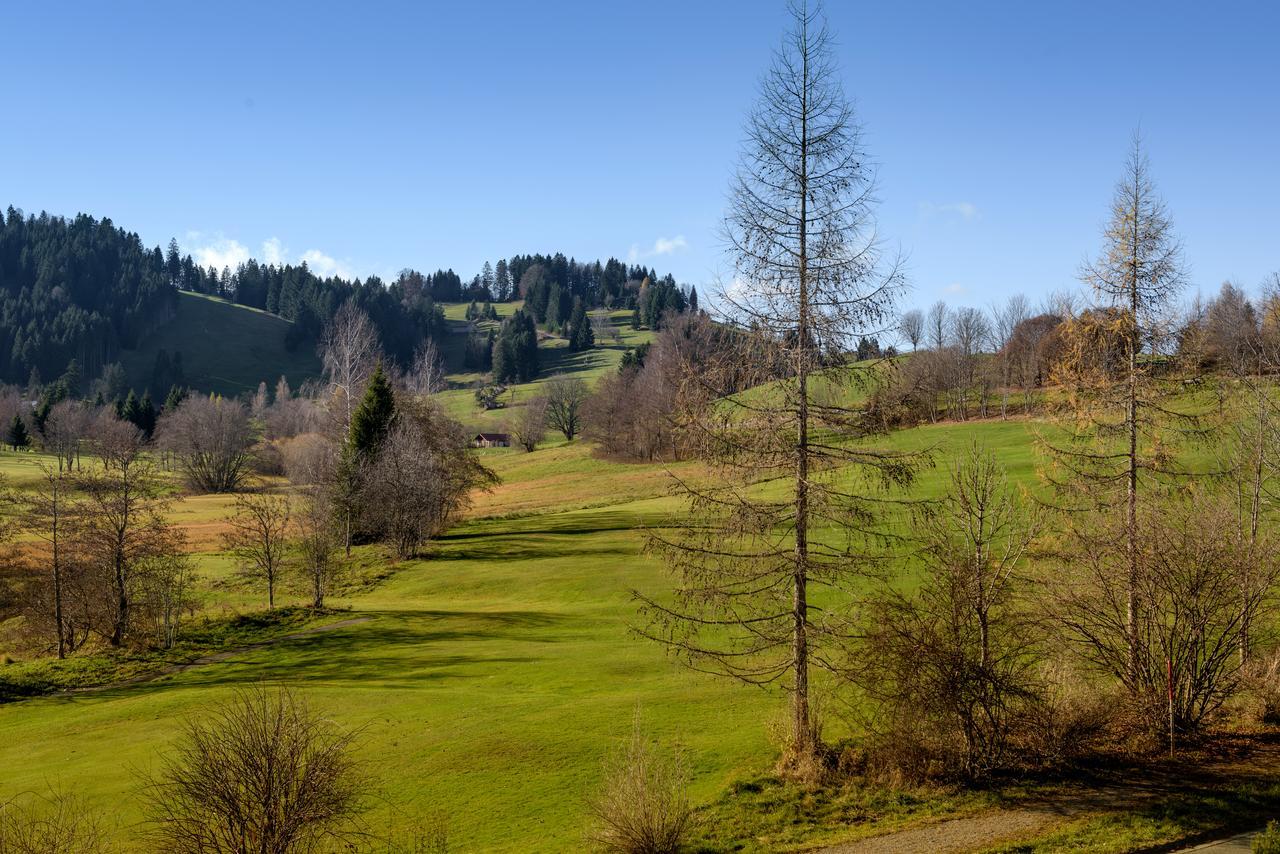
left=640, top=0, right=917, bottom=767
left=1047, top=134, right=1188, bottom=689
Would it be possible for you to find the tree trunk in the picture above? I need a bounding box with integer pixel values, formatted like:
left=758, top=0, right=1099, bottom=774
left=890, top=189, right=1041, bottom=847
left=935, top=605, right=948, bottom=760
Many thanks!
left=790, top=31, right=812, bottom=759
left=1125, top=225, right=1140, bottom=688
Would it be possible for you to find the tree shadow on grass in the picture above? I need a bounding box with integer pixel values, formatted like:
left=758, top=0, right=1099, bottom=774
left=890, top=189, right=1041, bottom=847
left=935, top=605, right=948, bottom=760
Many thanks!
left=59, top=608, right=571, bottom=702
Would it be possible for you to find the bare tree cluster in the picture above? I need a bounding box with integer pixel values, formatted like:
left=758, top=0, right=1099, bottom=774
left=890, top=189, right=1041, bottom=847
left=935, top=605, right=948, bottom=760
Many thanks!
left=360, top=399, right=494, bottom=558
left=4, top=414, right=191, bottom=655
left=156, top=394, right=256, bottom=493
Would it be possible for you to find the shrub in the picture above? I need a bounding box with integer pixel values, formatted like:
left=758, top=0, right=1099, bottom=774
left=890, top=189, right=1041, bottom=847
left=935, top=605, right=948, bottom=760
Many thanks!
left=1243, top=650, right=1280, bottom=726
left=143, top=684, right=364, bottom=853
left=1012, top=661, right=1115, bottom=768
left=588, top=718, right=693, bottom=854
left=1255, top=821, right=1280, bottom=854
left=0, top=789, right=105, bottom=853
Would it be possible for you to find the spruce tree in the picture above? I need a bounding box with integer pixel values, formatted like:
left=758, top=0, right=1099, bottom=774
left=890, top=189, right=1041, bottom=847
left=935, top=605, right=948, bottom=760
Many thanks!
left=349, top=362, right=396, bottom=458
left=122, top=390, right=142, bottom=429
left=139, top=391, right=158, bottom=438
left=164, top=385, right=187, bottom=412
left=492, top=334, right=514, bottom=383
left=567, top=298, right=594, bottom=351
left=6, top=414, right=29, bottom=450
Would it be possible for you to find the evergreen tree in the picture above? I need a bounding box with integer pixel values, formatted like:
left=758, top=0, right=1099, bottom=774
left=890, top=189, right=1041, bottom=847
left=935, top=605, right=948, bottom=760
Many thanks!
left=61, top=359, right=82, bottom=397
left=6, top=414, right=29, bottom=450
left=689, top=286, right=699, bottom=313
left=138, top=391, right=158, bottom=438
left=491, top=333, right=514, bottom=382
left=164, top=385, right=187, bottom=412
left=348, top=362, right=396, bottom=458
left=567, top=298, right=594, bottom=352
left=122, top=390, right=142, bottom=430
left=166, top=238, right=182, bottom=286
left=492, top=310, right=540, bottom=383
left=546, top=283, right=564, bottom=330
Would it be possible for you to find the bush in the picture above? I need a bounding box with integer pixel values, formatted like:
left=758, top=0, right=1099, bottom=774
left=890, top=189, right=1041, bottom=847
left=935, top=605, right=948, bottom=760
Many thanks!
left=1012, top=661, right=1115, bottom=768
left=1255, top=821, right=1280, bottom=854
left=588, top=718, right=693, bottom=854
left=0, top=789, right=105, bottom=853
left=143, top=684, right=365, bottom=852
left=1243, top=650, right=1280, bottom=726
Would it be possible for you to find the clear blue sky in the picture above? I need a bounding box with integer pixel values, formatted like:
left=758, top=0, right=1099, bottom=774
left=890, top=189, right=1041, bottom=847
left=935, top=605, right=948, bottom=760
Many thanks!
left=2, top=1, right=1276, bottom=314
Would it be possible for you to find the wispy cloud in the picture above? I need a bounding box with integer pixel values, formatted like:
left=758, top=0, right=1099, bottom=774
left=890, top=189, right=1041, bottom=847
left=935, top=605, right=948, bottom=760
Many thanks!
left=945, top=282, right=968, bottom=295
left=627, top=234, right=688, bottom=263
left=260, top=237, right=287, bottom=266
left=183, top=232, right=359, bottom=279
left=184, top=231, right=251, bottom=272
left=300, top=249, right=356, bottom=280
left=918, top=201, right=980, bottom=222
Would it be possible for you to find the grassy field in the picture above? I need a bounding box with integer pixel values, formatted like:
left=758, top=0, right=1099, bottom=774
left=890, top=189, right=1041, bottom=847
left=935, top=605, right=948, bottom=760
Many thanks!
left=1, top=312, right=1247, bottom=851
left=434, top=302, right=654, bottom=431
left=0, top=413, right=1050, bottom=851
left=118, top=290, right=322, bottom=397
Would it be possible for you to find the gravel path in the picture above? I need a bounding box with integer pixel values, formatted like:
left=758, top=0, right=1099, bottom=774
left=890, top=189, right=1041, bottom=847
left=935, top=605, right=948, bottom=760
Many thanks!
left=814, top=807, right=1063, bottom=854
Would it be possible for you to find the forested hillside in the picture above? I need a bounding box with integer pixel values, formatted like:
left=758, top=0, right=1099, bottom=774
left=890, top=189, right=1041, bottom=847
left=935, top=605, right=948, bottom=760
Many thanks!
left=0, top=208, right=176, bottom=385
left=1, top=207, right=696, bottom=396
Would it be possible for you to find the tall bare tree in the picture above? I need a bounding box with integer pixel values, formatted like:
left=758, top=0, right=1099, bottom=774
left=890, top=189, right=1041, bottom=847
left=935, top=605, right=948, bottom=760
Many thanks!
left=80, top=415, right=180, bottom=647
left=156, top=395, right=256, bottom=493
left=1071, top=134, right=1187, bottom=684
left=544, top=374, right=589, bottom=441
left=508, top=395, right=548, bottom=452
left=640, top=0, right=916, bottom=767
left=407, top=338, right=447, bottom=396
left=899, top=308, right=924, bottom=351
left=321, top=302, right=380, bottom=432
left=852, top=445, right=1040, bottom=779
left=927, top=300, right=950, bottom=350
left=1043, top=136, right=1192, bottom=699
left=224, top=492, right=293, bottom=609
left=41, top=400, right=93, bottom=472
left=17, top=465, right=81, bottom=658
left=991, top=294, right=1030, bottom=418
left=294, top=493, right=340, bottom=609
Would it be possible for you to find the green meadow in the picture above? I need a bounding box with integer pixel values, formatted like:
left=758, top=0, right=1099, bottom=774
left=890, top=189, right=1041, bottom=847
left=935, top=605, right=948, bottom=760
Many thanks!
left=119, top=290, right=323, bottom=397
left=0, top=412, right=1046, bottom=851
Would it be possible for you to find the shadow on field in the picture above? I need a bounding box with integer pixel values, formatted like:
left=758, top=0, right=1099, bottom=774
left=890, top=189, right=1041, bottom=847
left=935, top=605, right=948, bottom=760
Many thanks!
left=537, top=346, right=601, bottom=376
left=430, top=511, right=644, bottom=562
left=63, top=609, right=569, bottom=702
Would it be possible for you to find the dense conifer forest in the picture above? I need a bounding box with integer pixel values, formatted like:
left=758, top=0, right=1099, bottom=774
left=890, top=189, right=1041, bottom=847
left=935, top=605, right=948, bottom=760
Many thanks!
left=0, top=207, right=693, bottom=390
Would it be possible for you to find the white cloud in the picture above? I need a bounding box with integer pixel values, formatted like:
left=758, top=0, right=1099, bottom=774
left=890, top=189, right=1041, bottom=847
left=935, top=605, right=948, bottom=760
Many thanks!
left=183, top=232, right=360, bottom=279
left=300, top=249, right=356, bottom=280
left=918, top=201, right=980, bottom=221
left=945, top=282, right=968, bottom=295
left=185, top=231, right=250, bottom=272
left=628, top=234, right=689, bottom=263
left=260, top=237, right=287, bottom=266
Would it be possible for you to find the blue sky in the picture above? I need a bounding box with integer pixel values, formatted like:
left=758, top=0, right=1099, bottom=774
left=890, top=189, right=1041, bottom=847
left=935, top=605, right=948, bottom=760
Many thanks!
left=2, top=0, right=1276, bottom=315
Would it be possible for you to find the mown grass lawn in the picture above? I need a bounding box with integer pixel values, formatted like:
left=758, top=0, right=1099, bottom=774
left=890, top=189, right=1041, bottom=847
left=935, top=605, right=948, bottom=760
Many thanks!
left=0, top=411, right=1057, bottom=850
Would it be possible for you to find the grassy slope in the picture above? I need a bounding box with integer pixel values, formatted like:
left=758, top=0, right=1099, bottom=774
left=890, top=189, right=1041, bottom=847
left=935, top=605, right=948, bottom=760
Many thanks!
left=435, top=302, right=654, bottom=431
left=0, top=415, right=1047, bottom=851
left=119, top=291, right=322, bottom=398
